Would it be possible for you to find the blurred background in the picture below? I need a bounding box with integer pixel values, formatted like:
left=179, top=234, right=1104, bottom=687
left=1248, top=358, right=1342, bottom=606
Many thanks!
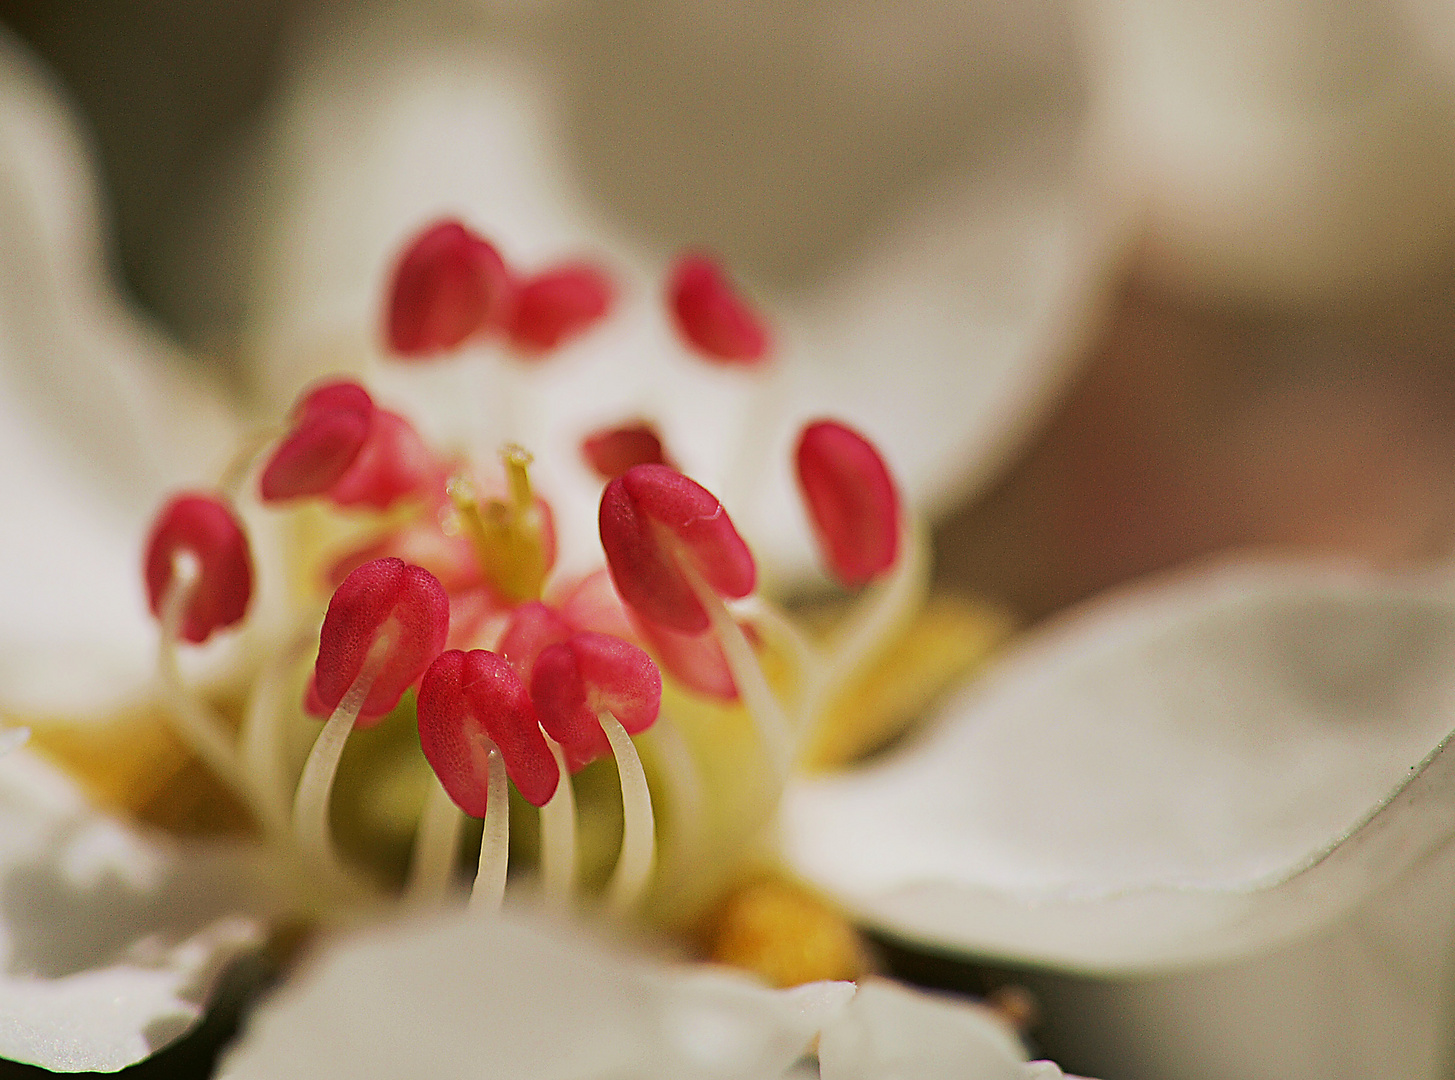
left=2, top=0, right=1454, bottom=624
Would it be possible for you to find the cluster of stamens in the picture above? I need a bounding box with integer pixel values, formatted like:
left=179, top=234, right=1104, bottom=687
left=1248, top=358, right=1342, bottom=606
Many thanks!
left=140, top=219, right=924, bottom=924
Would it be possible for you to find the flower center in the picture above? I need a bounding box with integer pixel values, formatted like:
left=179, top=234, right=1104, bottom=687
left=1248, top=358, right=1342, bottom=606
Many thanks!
left=133, top=218, right=930, bottom=940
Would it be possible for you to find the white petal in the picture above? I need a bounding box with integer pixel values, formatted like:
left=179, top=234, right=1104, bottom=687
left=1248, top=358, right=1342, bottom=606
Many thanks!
left=817, top=978, right=1029, bottom=1080
left=0, top=749, right=276, bottom=1072
left=1080, top=0, right=1455, bottom=300
left=0, top=31, right=239, bottom=718
left=784, top=560, right=1455, bottom=1078
left=217, top=911, right=853, bottom=1080
left=190, top=3, right=1125, bottom=579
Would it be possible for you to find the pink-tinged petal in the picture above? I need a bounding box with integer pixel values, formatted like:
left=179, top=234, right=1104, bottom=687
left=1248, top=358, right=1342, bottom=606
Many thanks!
left=600, top=464, right=755, bottom=634
left=496, top=601, right=573, bottom=680
left=795, top=420, right=901, bottom=587
left=326, top=409, right=437, bottom=510
left=667, top=253, right=771, bottom=365
left=633, top=615, right=738, bottom=701
left=143, top=494, right=252, bottom=644
left=313, top=558, right=449, bottom=728
left=580, top=421, right=671, bottom=481
left=386, top=220, right=513, bottom=357
left=418, top=649, right=558, bottom=812
left=555, top=570, right=637, bottom=641
left=508, top=262, right=614, bottom=354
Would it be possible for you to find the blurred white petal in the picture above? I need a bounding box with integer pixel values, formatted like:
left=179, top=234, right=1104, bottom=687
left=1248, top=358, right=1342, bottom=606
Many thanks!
left=217, top=912, right=854, bottom=1080
left=0, top=749, right=276, bottom=1072
left=817, top=978, right=1033, bottom=1080
left=1079, top=0, right=1455, bottom=300
left=784, top=559, right=1455, bottom=1078
left=0, top=30, right=239, bottom=718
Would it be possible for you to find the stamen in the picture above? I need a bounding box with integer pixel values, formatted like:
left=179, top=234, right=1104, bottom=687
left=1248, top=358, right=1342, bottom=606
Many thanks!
left=258, top=381, right=374, bottom=503
left=144, top=494, right=253, bottom=644
left=292, top=631, right=394, bottom=886
left=795, top=420, right=901, bottom=587
left=537, top=739, right=577, bottom=908
left=417, top=649, right=561, bottom=913
left=667, top=253, right=771, bottom=365
left=507, top=263, right=614, bottom=355
left=598, top=464, right=755, bottom=634
left=600, top=712, right=655, bottom=915
left=680, top=559, right=796, bottom=781
left=296, top=559, right=449, bottom=885
left=386, top=219, right=513, bottom=357
left=406, top=781, right=466, bottom=905
left=310, top=558, right=450, bottom=728
left=447, top=446, right=552, bottom=604
left=530, top=635, right=661, bottom=915
left=472, top=747, right=510, bottom=912
left=580, top=421, right=671, bottom=480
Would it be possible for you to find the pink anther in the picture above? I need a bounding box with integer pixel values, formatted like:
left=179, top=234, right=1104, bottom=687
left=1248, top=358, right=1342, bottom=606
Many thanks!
left=417, top=649, right=559, bottom=813
left=530, top=633, right=661, bottom=755
left=144, top=493, right=253, bottom=644
left=599, top=464, right=755, bottom=634
left=325, top=408, right=436, bottom=510
left=386, top=220, right=513, bottom=357
left=508, top=263, right=614, bottom=354
left=795, top=420, right=901, bottom=587
left=312, top=557, right=450, bottom=728
left=580, top=421, right=671, bottom=480
left=667, top=253, right=770, bottom=365
left=259, top=381, right=375, bottom=502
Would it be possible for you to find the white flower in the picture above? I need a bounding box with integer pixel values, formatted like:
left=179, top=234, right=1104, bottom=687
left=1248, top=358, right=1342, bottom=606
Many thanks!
left=3, top=7, right=1455, bottom=1080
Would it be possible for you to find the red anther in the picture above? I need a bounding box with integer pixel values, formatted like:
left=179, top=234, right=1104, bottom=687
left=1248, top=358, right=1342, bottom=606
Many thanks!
left=531, top=633, right=661, bottom=751
left=144, top=493, right=253, bottom=644
left=312, top=557, right=450, bottom=728
left=795, top=420, right=901, bottom=587
left=417, top=649, right=559, bottom=812
left=496, top=601, right=573, bottom=679
left=386, top=220, right=513, bottom=357
left=259, top=381, right=375, bottom=503
left=326, top=409, right=436, bottom=510
left=508, top=263, right=614, bottom=355
left=580, top=421, right=671, bottom=480
left=599, top=464, right=755, bottom=634
left=667, top=253, right=770, bottom=365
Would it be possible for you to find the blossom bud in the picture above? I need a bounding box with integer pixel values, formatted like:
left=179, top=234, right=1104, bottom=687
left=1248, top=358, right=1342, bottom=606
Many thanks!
left=386, top=220, right=512, bottom=357
left=417, top=649, right=559, bottom=813
left=667, top=253, right=770, bottom=365
left=312, top=558, right=449, bottom=727
left=599, top=464, right=755, bottom=634
left=144, top=493, right=253, bottom=643
left=508, top=263, right=613, bottom=354
left=795, top=420, right=901, bottom=587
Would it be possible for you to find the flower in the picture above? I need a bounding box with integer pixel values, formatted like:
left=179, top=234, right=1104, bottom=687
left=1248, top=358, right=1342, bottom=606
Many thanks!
left=5, top=9, right=1455, bottom=1080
